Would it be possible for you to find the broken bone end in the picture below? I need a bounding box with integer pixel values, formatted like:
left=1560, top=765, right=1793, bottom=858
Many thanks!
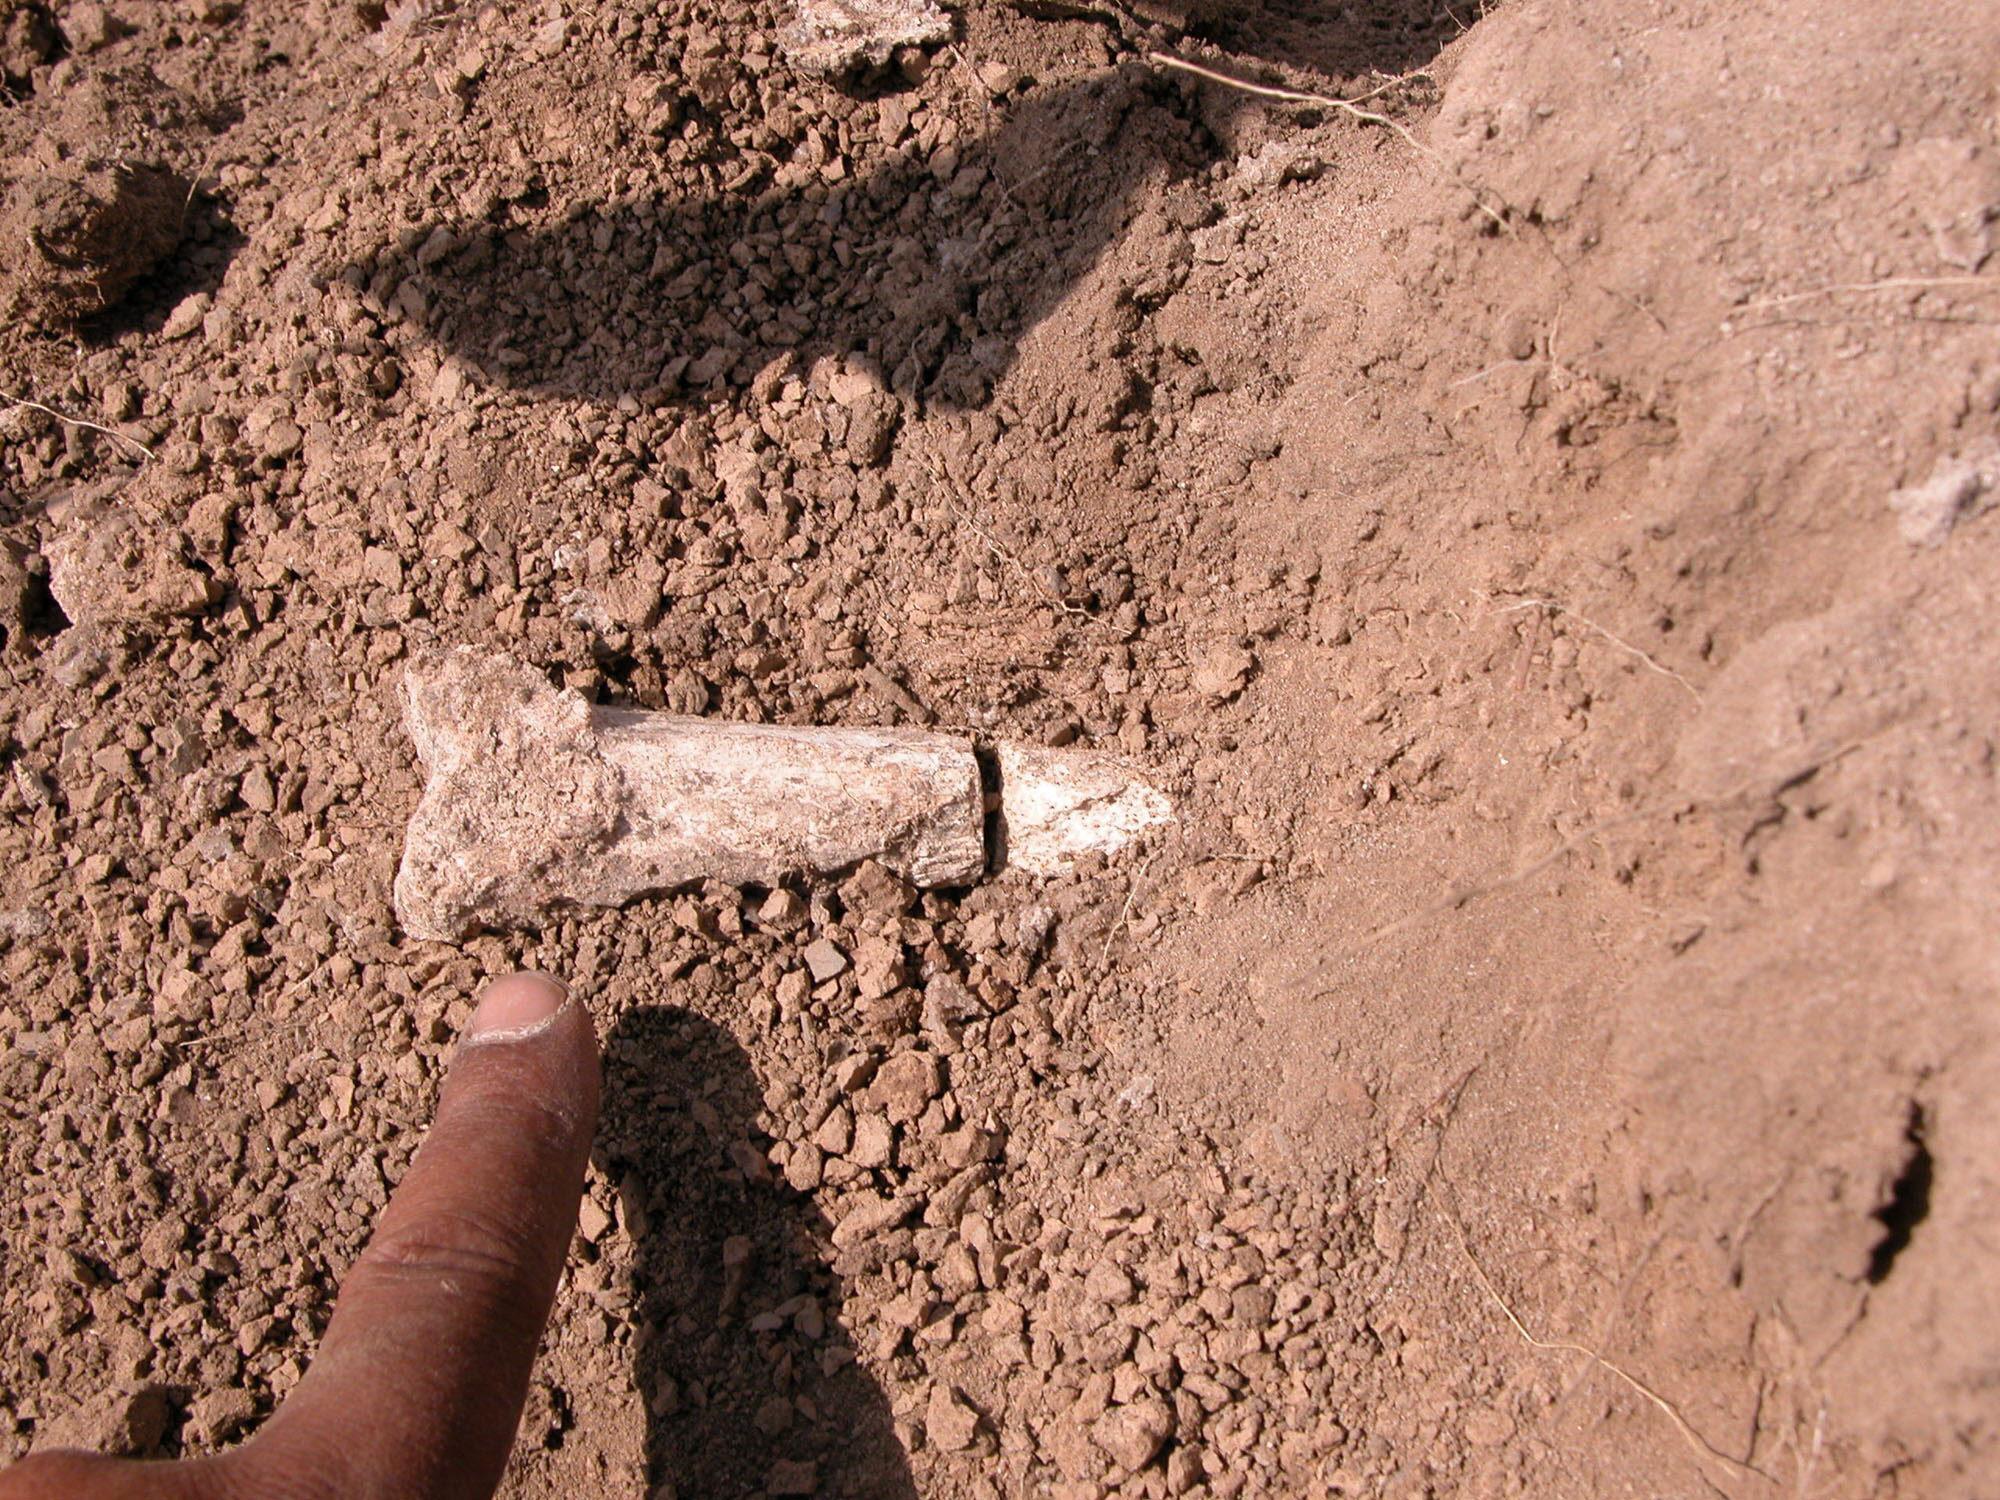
left=994, top=741, right=1175, bottom=877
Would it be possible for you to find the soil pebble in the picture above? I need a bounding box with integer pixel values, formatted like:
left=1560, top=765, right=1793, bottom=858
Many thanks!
left=1093, top=1399, right=1173, bottom=1472
left=1888, top=438, right=2000, bottom=546
left=185, top=1388, right=257, bottom=1447
left=45, top=502, right=218, bottom=628
left=32, top=1384, right=171, bottom=1457
left=0, top=1, right=59, bottom=94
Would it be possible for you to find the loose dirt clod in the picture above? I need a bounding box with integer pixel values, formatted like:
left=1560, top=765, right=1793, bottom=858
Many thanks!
left=31, top=1385, right=170, bottom=1459
left=44, top=502, right=218, bottom=627
left=0, top=157, right=188, bottom=327
left=1888, top=438, right=2000, bottom=546
left=0, top=1, right=60, bottom=94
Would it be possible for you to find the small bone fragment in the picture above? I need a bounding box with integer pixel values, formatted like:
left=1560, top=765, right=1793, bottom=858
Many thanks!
left=995, top=742, right=1175, bottom=877
left=394, top=648, right=984, bottom=940
left=779, top=0, right=950, bottom=76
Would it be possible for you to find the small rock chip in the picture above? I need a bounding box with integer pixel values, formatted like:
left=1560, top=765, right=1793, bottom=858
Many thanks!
left=864, top=1050, right=943, bottom=1124
left=34, top=1385, right=173, bottom=1457
left=803, top=937, right=848, bottom=982
left=1192, top=644, right=1256, bottom=702
left=1084, top=1261, right=1137, bottom=1308
left=238, top=766, right=276, bottom=813
left=976, top=59, right=1020, bottom=95
left=259, top=417, right=304, bottom=462
left=576, top=1196, right=613, bottom=1244
left=1093, top=1398, right=1173, bottom=1472
left=926, top=1383, right=980, bottom=1451
left=758, top=887, right=808, bottom=931
left=785, top=1141, right=824, bottom=1192
left=831, top=1054, right=876, bottom=1094
left=185, top=1387, right=256, bottom=1447
left=138, top=1214, right=188, bottom=1271
left=851, top=935, right=906, bottom=999
left=840, top=858, right=916, bottom=917
left=158, top=291, right=211, bottom=340
left=849, top=1111, right=895, bottom=1168
left=830, top=1189, right=920, bottom=1248
left=814, top=1106, right=853, bottom=1155
left=921, top=973, right=979, bottom=1051
left=845, top=391, right=900, bottom=467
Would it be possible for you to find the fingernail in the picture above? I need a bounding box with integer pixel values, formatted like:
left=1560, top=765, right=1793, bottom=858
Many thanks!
left=464, top=972, right=571, bottom=1045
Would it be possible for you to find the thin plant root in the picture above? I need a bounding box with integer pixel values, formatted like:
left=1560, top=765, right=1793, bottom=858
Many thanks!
left=1449, top=1212, right=1778, bottom=1488
left=0, top=389, right=155, bottom=460
left=1490, top=596, right=1702, bottom=703
left=1144, top=50, right=1510, bottom=231
left=1741, top=275, right=1998, bottom=312
left=1146, top=50, right=1430, bottom=116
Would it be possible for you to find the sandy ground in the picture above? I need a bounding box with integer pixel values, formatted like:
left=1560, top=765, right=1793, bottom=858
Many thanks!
left=2, top=0, right=1997, bottom=1495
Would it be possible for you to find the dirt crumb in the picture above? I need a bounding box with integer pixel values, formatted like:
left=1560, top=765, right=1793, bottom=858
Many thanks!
left=0, top=1, right=59, bottom=95
left=31, top=1385, right=171, bottom=1459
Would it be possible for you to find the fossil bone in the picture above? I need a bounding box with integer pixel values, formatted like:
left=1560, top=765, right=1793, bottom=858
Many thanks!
left=393, top=647, right=1171, bottom=940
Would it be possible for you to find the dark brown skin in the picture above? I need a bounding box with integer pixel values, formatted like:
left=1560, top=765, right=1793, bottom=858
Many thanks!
left=0, top=972, right=601, bottom=1500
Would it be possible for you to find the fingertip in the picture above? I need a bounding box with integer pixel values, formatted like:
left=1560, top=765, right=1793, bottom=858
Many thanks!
left=464, top=971, right=573, bottom=1045
left=235, top=973, right=601, bottom=1499
left=451, top=970, right=600, bottom=1141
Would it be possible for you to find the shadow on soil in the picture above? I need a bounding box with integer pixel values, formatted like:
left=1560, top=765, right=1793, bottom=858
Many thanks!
left=348, top=4, right=1452, bottom=415
left=600, top=1006, right=917, bottom=1498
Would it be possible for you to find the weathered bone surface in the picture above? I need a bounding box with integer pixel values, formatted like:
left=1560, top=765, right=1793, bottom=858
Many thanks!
left=394, top=648, right=984, bottom=940
left=995, top=742, right=1175, bottom=878
left=394, top=647, right=1173, bottom=940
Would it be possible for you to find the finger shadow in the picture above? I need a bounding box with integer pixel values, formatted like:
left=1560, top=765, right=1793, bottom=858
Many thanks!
left=600, top=1006, right=917, bottom=1500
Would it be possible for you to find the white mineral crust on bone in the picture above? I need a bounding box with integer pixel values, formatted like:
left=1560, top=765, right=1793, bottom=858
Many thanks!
left=995, top=741, right=1175, bottom=877
left=393, top=647, right=1173, bottom=940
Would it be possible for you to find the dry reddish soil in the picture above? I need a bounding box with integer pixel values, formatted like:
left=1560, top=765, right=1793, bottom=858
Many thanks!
left=2, top=0, right=1997, bottom=1496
